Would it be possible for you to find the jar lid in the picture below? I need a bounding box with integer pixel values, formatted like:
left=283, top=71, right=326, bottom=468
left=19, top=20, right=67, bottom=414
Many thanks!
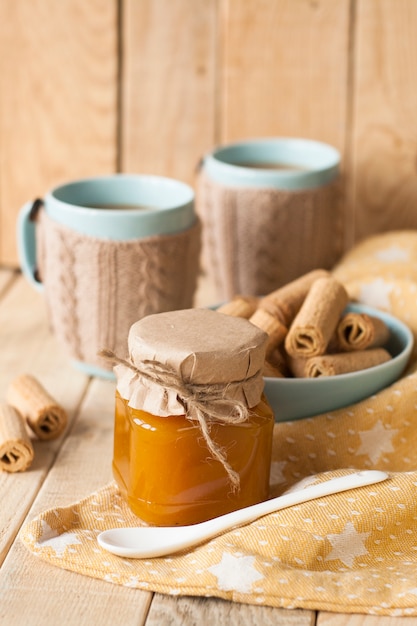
left=115, top=308, right=268, bottom=417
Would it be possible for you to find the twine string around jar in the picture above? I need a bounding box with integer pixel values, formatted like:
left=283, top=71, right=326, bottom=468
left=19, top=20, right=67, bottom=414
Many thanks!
left=99, top=348, right=258, bottom=490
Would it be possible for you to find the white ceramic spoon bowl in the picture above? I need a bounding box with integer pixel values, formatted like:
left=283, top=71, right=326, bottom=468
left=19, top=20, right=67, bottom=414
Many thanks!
left=97, top=470, right=388, bottom=559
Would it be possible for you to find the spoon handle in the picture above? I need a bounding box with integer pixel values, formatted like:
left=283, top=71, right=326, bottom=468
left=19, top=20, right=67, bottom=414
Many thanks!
left=98, top=470, right=389, bottom=558
left=196, top=470, right=388, bottom=538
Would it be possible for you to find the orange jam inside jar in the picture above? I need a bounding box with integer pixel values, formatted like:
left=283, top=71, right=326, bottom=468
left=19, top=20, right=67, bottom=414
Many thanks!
left=112, top=308, right=275, bottom=526
left=113, top=391, right=274, bottom=526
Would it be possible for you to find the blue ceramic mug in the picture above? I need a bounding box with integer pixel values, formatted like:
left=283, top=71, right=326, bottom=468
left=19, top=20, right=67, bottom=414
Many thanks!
left=17, top=174, right=199, bottom=378
left=198, top=137, right=341, bottom=299
left=18, top=173, right=196, bottom=292
left=203, top=137, right=340, bottom=190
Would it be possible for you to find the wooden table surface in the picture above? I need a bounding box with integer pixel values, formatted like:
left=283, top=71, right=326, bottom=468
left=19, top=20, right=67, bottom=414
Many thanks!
left=0, top=267, right=412, bottom=626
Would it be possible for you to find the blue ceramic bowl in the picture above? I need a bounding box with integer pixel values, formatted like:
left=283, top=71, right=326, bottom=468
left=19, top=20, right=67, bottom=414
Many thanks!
left=264, top=303, right=414, bottom=422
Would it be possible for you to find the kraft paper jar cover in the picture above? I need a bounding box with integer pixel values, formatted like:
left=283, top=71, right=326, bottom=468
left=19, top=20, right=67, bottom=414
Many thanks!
left=115, top=309, right=268, bottom=416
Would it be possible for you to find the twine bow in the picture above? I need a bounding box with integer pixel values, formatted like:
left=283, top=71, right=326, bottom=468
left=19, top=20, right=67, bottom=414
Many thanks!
left=99, top=348, right=256, bottom=490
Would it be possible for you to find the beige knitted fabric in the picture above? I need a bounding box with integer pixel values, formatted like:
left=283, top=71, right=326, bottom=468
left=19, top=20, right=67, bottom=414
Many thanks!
left=36, top=210, right=201, bottom=371
left=197, top=172, right=343, bottom=300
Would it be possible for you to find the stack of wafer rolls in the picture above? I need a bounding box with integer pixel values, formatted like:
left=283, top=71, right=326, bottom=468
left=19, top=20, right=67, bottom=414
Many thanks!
left=7, top=375, right=68, bottom=440
left=0, top=375, right=68, bottom=474
left=0, top=404, right=34, bottom=472
left=217, top=269, right=394, bottom=379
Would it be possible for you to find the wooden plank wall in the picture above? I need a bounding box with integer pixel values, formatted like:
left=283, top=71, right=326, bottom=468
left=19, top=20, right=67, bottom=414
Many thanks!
left=0, top=0, right=118, bottom=265
left=1, top=0, right=417, bottom=267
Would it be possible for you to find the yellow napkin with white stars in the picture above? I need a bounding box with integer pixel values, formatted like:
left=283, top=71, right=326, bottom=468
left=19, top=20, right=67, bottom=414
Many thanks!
left=21, top=231, right=417, bottom=616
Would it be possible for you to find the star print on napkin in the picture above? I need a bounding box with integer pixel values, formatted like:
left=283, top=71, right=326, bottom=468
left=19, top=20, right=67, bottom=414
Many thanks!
left=358, top=278, right=394, bottom=310
left=35, top=523, right=82, bottom=558
left=20, top=469, right=417, bottom=616
left=325, top=522, right=370, bottom=568
left=375, top=245, right=409, bottom=262
left=208, top=553, right=264, bottom=593
left=356, top=421, right=398, bottom=464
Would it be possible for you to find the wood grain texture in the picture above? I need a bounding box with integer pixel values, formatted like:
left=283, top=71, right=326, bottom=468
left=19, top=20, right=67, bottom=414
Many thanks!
left=317, top=611, right=411, bottom=626
left=350, top=0, right=417, bottom=242
left=0, top=0, right=118, bottom=265
left=0, top=376, right=153, bottom=626
left=3, top=4, right=417, bottom=623
left=0, top=561, right=152, bottom=626
left=121, top=0, right=217, bottom=184
left=26, top=378, right=116, bottom=513
left=2, top=1, right=417, bottom=267
left=147, top=594, right=315, bottom=626
left=0, top=268, right=17, bottom=295
left=0, top=276, right=88, bottom=566
left=0, top=277, right=86, bottom=397
left=220, top=0, right=350, bottom=148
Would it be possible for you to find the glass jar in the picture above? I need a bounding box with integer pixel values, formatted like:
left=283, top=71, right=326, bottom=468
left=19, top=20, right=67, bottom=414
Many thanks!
left=113, top=390, right=274, bottom=526
left=112, top=308, right=275, bottom=526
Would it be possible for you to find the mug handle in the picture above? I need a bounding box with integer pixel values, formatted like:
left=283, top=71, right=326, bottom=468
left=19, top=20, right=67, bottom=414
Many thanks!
left=17, top=199, right=44, bottom=293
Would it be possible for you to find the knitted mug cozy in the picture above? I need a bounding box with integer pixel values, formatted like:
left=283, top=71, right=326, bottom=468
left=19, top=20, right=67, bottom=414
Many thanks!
left=196, top=171, right=343, bottom=300
left=35, top=209, right=201, bottom=371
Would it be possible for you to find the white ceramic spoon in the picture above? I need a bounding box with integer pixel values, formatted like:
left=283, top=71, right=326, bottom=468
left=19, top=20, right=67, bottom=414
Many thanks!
left=97, top=470, right=388, bottom=559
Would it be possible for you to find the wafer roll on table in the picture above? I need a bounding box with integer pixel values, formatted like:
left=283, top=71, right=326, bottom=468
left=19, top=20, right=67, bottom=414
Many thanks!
left=217, top=295, right=259, bottom=319
left=290, top=348, right=391, bottom=378
left=0, top=404, right=34, bottom=472
left=335, top=312, right=390, bottom=351
left=260, top=269, right=330, bottom=326
left=7, top=375, right=68, bottom=440
left=284, top=276, right=349, bottom=358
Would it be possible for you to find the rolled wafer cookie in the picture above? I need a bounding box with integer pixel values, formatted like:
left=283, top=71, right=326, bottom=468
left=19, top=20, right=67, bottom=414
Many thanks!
left=7, top=375, right=68, bottom=440
left=284, top=276, right=349, bottom=358
left=335, top=312, right=390, bottom=351
left=291, top=348, right=391, bottom=378
left=260, top=269, right=330, bottom=326
left=287, top=355, right=309, bottom=378
left=267, top=347, right=291, bottom=377
left=0, top=404, right=34, bottom=472
left=217, top=295, right=259, bottom=319
left=249, top=308, right=288, bottom=357
left=263, top=360, right=285, bottom=378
